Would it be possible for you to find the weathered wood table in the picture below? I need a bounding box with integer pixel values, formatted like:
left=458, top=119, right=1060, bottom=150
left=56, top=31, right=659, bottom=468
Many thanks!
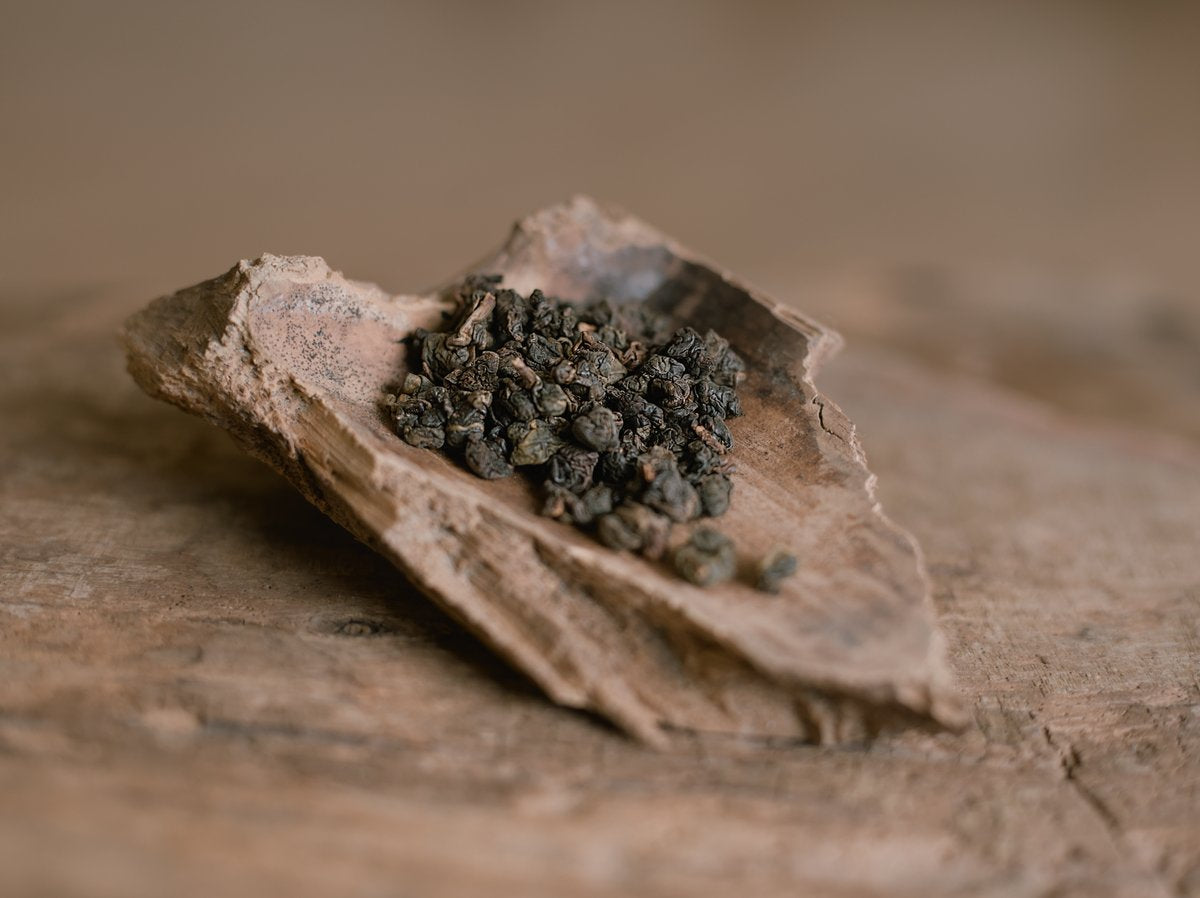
left=2, top=266, right=1197, bottom=897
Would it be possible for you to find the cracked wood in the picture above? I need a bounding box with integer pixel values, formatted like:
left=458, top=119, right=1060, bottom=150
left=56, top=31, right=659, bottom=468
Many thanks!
left=120, top=197, right=964, bottom=746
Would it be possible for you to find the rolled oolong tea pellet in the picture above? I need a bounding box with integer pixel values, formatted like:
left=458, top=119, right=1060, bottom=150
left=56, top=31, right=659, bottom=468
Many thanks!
left=463, top=435, right=513, bottom=480
left=756, top=548, right=798, bottom=593
left=597, top=502, right=672, bottom=559
left=673, top=527, right=737, bottom=586
left=386, top=274, right=746, bottom=585
left=571, top=404, right=621, bottom=452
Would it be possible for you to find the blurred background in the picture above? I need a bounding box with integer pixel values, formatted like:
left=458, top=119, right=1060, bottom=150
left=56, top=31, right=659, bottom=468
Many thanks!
left=3, top=0, right=1198, bottom=435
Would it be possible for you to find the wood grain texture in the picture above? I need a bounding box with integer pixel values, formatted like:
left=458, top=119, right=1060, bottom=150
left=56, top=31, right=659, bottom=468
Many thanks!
left=1, top=266, right=1197, bottom=896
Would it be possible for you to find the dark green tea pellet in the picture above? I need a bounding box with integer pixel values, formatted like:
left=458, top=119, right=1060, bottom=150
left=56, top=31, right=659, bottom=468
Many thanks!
left=673, top=527, right=737, bottom=586
left=756, top=549, right=798, bottom=593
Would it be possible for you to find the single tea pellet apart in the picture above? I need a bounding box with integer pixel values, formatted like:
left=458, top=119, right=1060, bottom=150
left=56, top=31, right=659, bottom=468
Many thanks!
left=384, top=274, right=794, bottom=591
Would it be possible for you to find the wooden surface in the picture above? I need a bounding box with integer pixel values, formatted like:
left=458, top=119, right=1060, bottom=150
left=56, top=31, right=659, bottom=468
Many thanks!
left=6, top=6, right=1198, bottom=894
left=2, top=266, right=1197, bottom=897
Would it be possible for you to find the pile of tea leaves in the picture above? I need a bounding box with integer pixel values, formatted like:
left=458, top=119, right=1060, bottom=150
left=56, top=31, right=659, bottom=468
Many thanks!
left=385, top=274, right=792, bottom=589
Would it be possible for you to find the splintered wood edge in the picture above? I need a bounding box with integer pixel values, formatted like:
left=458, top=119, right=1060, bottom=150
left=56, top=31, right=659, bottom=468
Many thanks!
left=508, top=196, right=846, bottom=373
left=122, top=198, right=967, bottom=746
left=467, top=196, right=964, bottom=726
